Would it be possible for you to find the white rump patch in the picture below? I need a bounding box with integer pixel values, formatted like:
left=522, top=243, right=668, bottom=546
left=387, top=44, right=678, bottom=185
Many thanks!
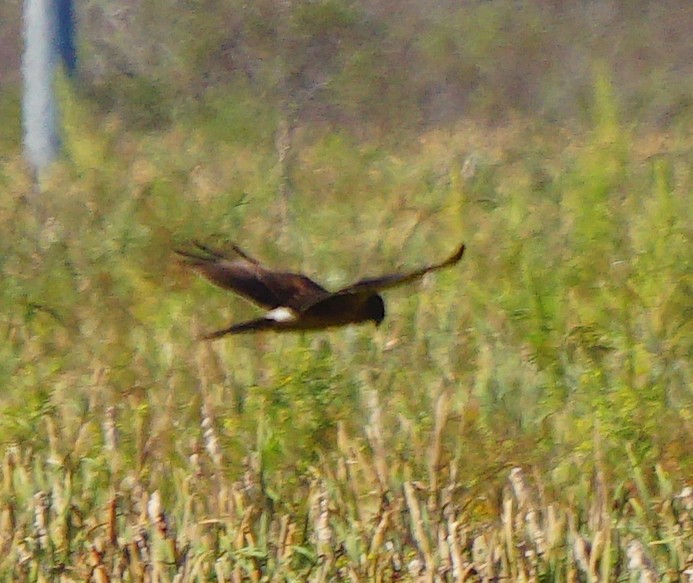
left=266, top=307, right=298, bottom=323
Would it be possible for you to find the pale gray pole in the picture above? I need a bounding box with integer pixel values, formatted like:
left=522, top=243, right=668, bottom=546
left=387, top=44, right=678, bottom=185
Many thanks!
left=22, top=0, right=61, bottom=176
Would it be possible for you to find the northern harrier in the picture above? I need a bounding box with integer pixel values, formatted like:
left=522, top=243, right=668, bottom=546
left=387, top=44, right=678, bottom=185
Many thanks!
left=176, top=241, right=465, bottom=339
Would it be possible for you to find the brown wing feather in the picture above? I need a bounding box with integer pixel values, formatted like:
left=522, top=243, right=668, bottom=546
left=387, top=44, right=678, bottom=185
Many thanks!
left=194, top=241, right=261, bottom=266
left=260, top=272, right=331, bottom=310
left=176, top=243, right=329, bottom=310
left=333, top=243, right=465, bottom=296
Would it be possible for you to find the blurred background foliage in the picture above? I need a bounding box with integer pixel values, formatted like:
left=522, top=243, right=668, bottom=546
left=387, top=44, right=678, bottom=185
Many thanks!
left=2, top=0, right=693, bottom=138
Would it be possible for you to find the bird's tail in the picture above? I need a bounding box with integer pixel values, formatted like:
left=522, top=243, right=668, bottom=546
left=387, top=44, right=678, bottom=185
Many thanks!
left=200, top=317, right=276, bottom=340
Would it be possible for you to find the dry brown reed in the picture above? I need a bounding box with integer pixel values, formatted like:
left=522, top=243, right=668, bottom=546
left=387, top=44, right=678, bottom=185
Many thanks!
left=0, top=394, right=689, bottom=581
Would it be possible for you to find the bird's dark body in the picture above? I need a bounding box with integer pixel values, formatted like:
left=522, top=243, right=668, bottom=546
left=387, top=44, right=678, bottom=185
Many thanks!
left=177, top=240, right=463, bottom=339
left=299, top=293, right=385, bottom=328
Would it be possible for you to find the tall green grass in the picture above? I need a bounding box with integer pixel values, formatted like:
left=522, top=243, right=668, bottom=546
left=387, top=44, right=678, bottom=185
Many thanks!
left=0, top=80, right=691, bottom=579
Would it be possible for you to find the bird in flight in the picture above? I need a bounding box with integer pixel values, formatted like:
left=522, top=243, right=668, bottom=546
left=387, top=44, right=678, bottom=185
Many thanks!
left=176, top=240, right=465, bottom=339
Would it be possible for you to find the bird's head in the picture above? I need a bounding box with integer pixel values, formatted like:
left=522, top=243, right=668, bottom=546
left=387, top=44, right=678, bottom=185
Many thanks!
left=367, top=295, right=386, bottom=326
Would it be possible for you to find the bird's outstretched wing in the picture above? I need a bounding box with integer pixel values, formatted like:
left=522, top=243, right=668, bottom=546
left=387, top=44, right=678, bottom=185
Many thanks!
left=333, top=243, right=465, bottom=296
left=176, top=241, right=329, bottom=310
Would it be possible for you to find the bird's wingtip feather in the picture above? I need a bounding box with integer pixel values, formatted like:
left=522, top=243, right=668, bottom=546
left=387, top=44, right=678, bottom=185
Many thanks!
left=446, top=243, right=466, bottom=265
left=174, top=248, right=200, bottom=261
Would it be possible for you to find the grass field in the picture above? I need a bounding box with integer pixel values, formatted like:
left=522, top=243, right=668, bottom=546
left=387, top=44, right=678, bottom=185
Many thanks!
left=0, top=81, right=691, bottom=581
